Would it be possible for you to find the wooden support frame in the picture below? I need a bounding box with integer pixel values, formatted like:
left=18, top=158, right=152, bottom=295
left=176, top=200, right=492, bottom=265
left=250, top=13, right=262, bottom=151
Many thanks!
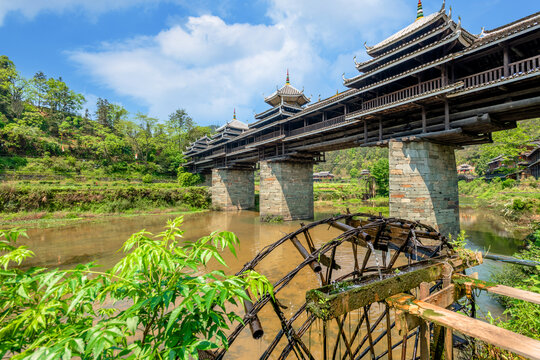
left=453, top=274, right=540, bottom=305
left=387, top=293, right=540, bottom=360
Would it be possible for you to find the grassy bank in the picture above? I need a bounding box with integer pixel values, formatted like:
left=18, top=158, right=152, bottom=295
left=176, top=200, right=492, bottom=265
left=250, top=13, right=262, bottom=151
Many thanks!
left=0, top=180, right=210, bottom=227
left=313, top=182, right=390, bottom=216
left=459, top=177, right=540, bottom=228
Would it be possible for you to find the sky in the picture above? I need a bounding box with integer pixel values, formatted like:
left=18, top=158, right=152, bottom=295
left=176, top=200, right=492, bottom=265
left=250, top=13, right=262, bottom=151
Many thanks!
left=1, top=0, right=538, bottom=127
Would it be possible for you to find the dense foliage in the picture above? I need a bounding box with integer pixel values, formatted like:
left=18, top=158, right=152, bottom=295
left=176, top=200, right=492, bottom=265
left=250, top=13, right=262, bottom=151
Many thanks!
left=455, top=118, right=540, bottom=175
left=491, top=240, right=540, bottom=340
left=0, top=183, right=210, bottom=213
left=0, top=218, right=273, bottom=359
left=0, top=55, right=213, bottom=179
left=459, top=177, right=539, bottom=221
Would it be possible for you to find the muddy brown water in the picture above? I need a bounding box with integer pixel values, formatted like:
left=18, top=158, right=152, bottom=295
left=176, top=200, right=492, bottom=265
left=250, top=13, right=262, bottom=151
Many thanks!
left=14, top=208, right=523, bottom=359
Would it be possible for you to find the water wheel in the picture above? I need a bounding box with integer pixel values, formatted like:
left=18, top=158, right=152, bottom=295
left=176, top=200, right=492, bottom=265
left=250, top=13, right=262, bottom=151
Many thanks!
left=213, top=213, right=454, bottom=360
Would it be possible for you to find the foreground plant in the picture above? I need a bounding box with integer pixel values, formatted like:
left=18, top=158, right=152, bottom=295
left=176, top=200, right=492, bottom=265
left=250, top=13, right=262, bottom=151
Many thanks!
left=0, top=217, right=273, bottom=359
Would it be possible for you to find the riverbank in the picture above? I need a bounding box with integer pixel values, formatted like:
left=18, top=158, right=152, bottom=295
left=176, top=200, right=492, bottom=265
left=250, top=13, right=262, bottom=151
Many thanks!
left=459, top=177, right=540, bottom=231
left=0, top=181, right=210, bottom=228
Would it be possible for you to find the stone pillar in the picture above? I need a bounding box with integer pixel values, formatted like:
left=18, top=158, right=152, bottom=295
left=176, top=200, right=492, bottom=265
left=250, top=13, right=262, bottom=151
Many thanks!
left=260, top=160, right=314, bottom=221
left=211, top=168, right=254, bottom=211
left=389, top=140, right=460, bottom=236
left=201, top=173, right=212, bottom=187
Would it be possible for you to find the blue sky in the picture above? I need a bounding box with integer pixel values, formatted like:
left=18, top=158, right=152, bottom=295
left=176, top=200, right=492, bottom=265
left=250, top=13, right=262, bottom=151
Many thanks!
left=1, top=0, right=538, bottom=126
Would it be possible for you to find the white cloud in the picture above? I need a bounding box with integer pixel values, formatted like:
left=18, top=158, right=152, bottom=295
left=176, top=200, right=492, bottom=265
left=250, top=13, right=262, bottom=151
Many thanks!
left=69, top=0, right=411, bottom=125
left=0, top=0, right=158, bottom=25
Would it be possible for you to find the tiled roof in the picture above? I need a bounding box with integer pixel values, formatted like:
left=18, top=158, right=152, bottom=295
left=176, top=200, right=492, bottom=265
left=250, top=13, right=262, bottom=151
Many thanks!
left=264, top=83, right=310, bottom=106
left=216, top=119, right=249, bottom=132
left=368, top=11, right=443, bottom=54
left=346, top=31, right=468, bottom=86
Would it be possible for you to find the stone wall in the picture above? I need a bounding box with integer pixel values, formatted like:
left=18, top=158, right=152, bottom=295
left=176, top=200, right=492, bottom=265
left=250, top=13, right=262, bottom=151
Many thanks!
left=211, top=168, right=254, bottom=211
left=260, top=160, right=314, bottom=220
left=389, top=140, right=460, bottom=236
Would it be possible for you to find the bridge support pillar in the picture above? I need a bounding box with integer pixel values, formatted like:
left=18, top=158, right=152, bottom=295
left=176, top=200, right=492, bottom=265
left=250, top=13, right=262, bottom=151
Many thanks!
left=389, top=140, right=460, bottom=236
left=211, top=168, right=254, bottom=211
left=260, top=160, right=314, bottom=221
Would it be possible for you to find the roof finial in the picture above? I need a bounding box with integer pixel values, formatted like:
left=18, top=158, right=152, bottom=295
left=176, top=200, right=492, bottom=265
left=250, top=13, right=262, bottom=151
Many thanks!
left=440, top=0, right=445, bottom=12
left=416, top=0, right=424, bottom=21
left=233, top=108, right=236, bottom=120
left=286, top=69, right=290, bottom=85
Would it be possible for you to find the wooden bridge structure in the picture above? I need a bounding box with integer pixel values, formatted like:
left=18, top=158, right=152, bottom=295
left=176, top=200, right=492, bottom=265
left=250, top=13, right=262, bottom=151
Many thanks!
left=184, top=4, right=540, bottom=235
left=208, top=213, right=540, bottom=360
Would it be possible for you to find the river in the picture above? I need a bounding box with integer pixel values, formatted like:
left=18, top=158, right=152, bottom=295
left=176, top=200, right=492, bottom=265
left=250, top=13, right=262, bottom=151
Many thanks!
left=14, top=206, right=525, bottom=359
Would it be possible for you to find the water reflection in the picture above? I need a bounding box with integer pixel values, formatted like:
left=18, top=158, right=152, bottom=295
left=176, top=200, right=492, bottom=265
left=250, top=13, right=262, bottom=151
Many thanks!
left=12, top=207, right=525, bottom=358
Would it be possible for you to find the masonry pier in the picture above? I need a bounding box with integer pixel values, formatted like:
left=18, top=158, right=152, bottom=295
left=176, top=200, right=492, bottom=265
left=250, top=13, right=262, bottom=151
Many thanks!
left=259, top=160, right=314, bottom=221
left=389, top=140, right=460, bottom=236
left=211, top=168, right=254, bottom=211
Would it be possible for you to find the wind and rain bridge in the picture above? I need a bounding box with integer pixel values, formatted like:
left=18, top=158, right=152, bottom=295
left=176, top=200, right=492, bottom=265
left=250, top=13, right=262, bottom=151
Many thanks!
left=184, top=3, right=540, bottom=235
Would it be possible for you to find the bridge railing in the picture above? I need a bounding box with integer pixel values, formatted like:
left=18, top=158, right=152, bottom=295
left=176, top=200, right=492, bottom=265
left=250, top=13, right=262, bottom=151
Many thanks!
left=362, top=77, right=442, bottom=111
left=289, top=115, right=347, bottom=137
left=461, top=66, right=505, bottom=88
left=460, top=54, right=540, bottom=89
left=227, top=144, right=246, bottom=154
left=509, top=54, right=540, bottom=76
left=252, top=129, right=283, bottom=144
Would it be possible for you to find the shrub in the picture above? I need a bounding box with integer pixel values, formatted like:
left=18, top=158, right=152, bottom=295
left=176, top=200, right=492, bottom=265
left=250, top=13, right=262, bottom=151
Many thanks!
left=178, top=171, right=202, bottom=187
left=502, top=178, right=516, bottom=189
left=142, top=174, right=153, bottom=183
left=0, top=156, right=28, bottom=170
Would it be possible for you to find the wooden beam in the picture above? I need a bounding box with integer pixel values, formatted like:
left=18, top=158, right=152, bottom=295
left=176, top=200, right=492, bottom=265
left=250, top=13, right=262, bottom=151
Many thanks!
left=453, top=274, right=540, bottom=305
left=444, top=100, right=450, bottom=130
left=387, top=293, right=540, bottom=360
left=306, top=254, right=481, bottom=320
left=421, top=107, right=427, bottom=133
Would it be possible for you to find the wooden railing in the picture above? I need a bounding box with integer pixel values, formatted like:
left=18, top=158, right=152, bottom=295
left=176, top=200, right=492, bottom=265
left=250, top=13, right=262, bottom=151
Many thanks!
left=253, top=130, right=283, bottom=144
left=227, top=144, right=246, bottom=154
left=509, top=54, right=540, bottom=76
left=460, top=54, right=540, bottom=88
left=289, top=115, right=347, bottom=137
left=362, top=77, right=442, bottom=111
left=461, top=66, right=504, bottom=88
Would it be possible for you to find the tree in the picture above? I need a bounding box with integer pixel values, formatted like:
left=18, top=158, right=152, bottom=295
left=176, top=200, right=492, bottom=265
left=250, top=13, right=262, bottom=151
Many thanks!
left=30, top=71, right=47, bottom=109
left=134, top=112, right=158, bottom=162
left=370, top=158, right=389, bottom=196
left=8, top=74, right=28, bottom=118
left=44, top=77, right=85, bottom=117
left=0, top=55, right=17, bottom=117
left=167, top=108, right=194, bottom=151
left=95, top=97, right=111, bottom=128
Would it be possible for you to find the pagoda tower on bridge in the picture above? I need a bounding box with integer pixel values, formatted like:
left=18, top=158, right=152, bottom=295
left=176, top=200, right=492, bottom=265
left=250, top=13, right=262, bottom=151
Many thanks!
left=251, top=70, right=310, bottom=129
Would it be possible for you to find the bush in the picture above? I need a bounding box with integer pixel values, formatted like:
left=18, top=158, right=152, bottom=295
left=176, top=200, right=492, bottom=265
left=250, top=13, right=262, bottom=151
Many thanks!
left=142, top=174, right=153, bottom=183
left=502, top=178, right=516, bottom=189
left=178, top=171, right=202, bottom=187
left=0, top=156, right=28, bottom=170
left=512, top=198, right=533, bottom=212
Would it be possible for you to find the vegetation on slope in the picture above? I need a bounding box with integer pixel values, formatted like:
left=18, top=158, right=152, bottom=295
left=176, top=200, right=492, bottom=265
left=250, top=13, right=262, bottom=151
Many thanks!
left=0, top=55, right=212, bottom=180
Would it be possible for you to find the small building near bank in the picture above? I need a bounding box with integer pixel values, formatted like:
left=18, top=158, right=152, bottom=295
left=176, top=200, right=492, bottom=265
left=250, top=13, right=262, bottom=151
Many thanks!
left=457, top=164, right=474, bottom=174
left=520, top=146, right=540, bottom=179
left=313, top=171, right=335, bottom=182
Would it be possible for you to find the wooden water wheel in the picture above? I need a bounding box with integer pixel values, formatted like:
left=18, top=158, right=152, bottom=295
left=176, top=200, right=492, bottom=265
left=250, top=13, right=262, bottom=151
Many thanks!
left=211, top=213, right=460, bottom=360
